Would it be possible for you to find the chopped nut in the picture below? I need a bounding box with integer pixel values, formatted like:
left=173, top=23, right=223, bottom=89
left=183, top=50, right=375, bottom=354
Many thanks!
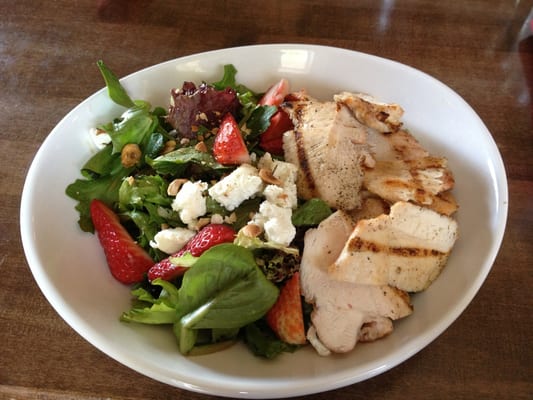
left=125, top=176, right=135, bottom=185
left=225, top=212, right=237, bottom=224
left=210, top=214, right=225, bottom=224
left=195, top=141, right=208, bottom=153
left=197, top=217, right=211, bottom=229
left=242, top=223, right=262, bottom=238
left=121, top=143, right=142, bottom=168
left=161, top=140, right=176, bottom=155
left=167, top=178, right=188, bottom=196
left=259, top=168, right=283, bottom=186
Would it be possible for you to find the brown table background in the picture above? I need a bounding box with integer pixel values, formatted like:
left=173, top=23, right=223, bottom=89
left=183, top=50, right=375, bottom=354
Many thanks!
left=1, top=1, right=532, bottom=399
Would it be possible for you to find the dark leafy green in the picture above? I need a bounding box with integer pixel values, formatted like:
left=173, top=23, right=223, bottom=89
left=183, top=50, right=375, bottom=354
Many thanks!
left=244, top=320, right=298, bottom=359
left=97, top=59, right=135, bottom=108
left=147, top=146, right=227, bottom=177
left=121, top=244, right=279, bottom=356
left=292, top=198, right=333, bottom=226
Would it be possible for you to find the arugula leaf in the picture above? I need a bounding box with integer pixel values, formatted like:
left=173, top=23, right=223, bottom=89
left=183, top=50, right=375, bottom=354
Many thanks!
left=97, top=60, right=135, bottom=108
left=66, top=168, right=131, bottom=232
left=80, top=144, right=124, bottom=178
left=118, top=175, right=177, bottom=252
left=118, top=175, right=172, bottom=209
left=104, top=105, right=158, bottom=154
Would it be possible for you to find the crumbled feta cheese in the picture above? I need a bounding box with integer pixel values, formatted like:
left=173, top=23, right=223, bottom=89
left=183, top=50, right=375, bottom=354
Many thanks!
left=258, top=153, right=298, bottom=208
left=208, top=164, right=264, bottom=211
left=172, top=181, right=208, bottom=227
left=149, top=227, right=195, bottom=254
left=89, top=127, right=111, bottom=150
left=258, top=153, right=298, bottom=185
left=263, top=184, right=291, bottom=208
left=252, top=201, right=296, bottom=246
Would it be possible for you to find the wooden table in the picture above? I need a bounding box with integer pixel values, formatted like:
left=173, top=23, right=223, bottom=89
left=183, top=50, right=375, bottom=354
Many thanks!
left=1, top=1, right=532, bottom=399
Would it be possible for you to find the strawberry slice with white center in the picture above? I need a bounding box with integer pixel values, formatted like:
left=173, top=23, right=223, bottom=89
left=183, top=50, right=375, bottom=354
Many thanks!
left=213, top=113, right=250, bottom=165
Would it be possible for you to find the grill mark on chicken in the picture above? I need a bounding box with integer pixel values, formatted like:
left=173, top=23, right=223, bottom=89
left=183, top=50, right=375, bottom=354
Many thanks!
left=294, top=127, right=317, bottom=194
left=348, top=236, right=445, bottom=257
left=328, top=202, right=458, bottom=292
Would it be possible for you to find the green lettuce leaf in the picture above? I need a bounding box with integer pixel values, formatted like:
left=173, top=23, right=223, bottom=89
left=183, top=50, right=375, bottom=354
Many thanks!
left=120, top=279, right=181, bottom=324
left=97, top=60, right=135, bottom=108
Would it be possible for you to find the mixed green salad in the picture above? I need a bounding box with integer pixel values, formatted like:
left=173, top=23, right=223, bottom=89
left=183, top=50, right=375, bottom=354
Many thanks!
left=66, top=61, right=332, bottom=358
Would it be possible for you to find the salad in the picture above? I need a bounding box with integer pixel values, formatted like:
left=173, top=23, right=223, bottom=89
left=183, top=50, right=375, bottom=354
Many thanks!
left=66, top=61, right=459, bottom=359
left=66, top=62, right=330, bottom=358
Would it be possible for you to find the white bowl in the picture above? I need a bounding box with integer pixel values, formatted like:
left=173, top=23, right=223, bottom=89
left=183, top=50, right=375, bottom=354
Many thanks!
left=20, top=44, right=508, bottom=398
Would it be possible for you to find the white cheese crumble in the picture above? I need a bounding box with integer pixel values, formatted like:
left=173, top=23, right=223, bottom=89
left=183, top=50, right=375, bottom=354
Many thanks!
left=171, top=181, right=208, bottom=228
left=252, top=201, right=296, bottom=247
left=89, top=127, right=111, bottom=150
left=258, top=153, right=298, bottom=208
left=208, top=164, right=264, bottom=211
left=149, top=227, right=195, bottom=254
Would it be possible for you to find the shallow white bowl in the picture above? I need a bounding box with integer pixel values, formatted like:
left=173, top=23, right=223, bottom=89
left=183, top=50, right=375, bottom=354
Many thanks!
left=20, top=44, right=508, bottom=398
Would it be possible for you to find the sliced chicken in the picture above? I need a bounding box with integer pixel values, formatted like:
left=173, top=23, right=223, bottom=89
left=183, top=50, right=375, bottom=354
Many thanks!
left=329, top=201, right=459, bottom=292
left=348, top=195, right=390, bottom=222
left=365, top=128, right=431, bottom=162
left=300, top=211, right=412, bottom=355
left=363, top=156, right=458, bottom=215
left=282, top=100, right=374, bottom=210
left=334, top=92, right=404, bottom=133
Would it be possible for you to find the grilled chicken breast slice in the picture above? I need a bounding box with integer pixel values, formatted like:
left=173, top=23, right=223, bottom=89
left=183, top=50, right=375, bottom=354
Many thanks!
left=334, top=92, right=404, bottom=133
left=300, top=211, right=412, bottom=354
left=329, top=201, right=459, bottom=292
left=363, top=156, right=458, bottom=215
left=282, top=100, right=373, bottom=210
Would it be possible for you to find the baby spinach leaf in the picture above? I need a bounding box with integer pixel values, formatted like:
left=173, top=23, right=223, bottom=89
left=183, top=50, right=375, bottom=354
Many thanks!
left=292, top=198, right=333, bottom=226
left=147, top=146, right=227, bottom=176
left=175, top=243, right=279, bottom=331
left=244, top=320, right=298, bottom=359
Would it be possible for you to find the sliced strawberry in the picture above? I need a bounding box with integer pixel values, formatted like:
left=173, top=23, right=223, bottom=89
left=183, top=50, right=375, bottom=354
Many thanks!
left=147, top=224, right=236, bottom=282
left=185, top=223, right=236, bottom=256
left=259, top=78, right=290, bottom=106
left=259, top=109, right=294, bottom=155
left=258, top=78, right=293, bottom=155
left=265, top=272, right=306, bottom=345
left=147, top=248, right=188, bottom=282
left=90, top=199, right=154, bottom=284
left=213, top=113, right=250, bottom=165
